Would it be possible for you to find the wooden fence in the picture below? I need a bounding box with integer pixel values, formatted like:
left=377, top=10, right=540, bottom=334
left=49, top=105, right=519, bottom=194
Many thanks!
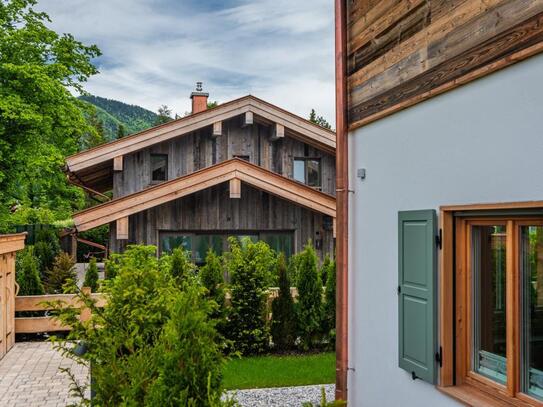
left=15, top=287, right=299, bottom=335
left=15, top=288, right=106, bottom=334
left=0, top=233, right=26, bottom=360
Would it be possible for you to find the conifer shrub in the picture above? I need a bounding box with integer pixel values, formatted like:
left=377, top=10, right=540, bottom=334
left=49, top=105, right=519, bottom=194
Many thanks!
left=287, top=252, right=302, bottom=287
left=225, top=237, right=273, bottom=355
left=15, top=246, right=44, bottom=295
left=83, top=257, right=99, bottom=292
left=200, top=249, right=227, bottom=336
left=49, top=245, right=234, bottom=406
left=104, top=253, right=121, bottom=279
left=322, top=255, right=336, bottom=346
left=45, top=252, right=77, bottom=294
left=33, top=227, right=61, bottom=275
left=169, top=246, right=196, bottom=283
left=271, top=254, right=297, bottom=351
left=296, top=242, right=323, bottom=350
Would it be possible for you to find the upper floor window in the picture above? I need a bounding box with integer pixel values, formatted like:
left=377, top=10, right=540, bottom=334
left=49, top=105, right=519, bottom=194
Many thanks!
left=233, top=155, right=250, bottom=162
left=151, top=154, right=168, bottom=182
left=293, top=158, right=321, bottom=188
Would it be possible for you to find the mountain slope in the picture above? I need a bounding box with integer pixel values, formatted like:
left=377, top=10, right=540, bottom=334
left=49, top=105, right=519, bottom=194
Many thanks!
left=79, top=95, right=158, bottom=140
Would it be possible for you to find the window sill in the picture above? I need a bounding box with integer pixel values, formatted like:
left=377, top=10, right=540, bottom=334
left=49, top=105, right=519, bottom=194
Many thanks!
left=438, top=384, right=540, bottom=407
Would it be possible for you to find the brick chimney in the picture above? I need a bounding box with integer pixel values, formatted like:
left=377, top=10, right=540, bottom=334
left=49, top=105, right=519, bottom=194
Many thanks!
left=190, top=82, right=209, bottom=114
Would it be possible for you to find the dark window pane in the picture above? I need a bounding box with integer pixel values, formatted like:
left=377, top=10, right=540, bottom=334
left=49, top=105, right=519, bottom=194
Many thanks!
left=521, top=226, right=543, bottom=400
left=261, top=233, right=293, bottom=258
left=472, top=225, right=507, bottom=384
left=151, top=154, right=167, bottom=181
left=234, top=155, right=250, bottom=162
left=160, top=234, right=191, bottom=254
left=293, top=159, right=305, bottom=183
left=306, top=159, right=321, bottom=187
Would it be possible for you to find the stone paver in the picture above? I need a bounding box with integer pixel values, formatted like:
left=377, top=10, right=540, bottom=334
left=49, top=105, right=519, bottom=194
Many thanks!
left=0, top=342, right=89, bottom=407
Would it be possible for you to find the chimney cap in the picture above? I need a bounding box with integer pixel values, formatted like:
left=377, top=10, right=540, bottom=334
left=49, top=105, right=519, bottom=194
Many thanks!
left=190, top=81, right=209, bottom=98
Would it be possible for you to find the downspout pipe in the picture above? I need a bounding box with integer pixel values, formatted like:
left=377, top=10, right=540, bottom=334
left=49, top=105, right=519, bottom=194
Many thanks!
left=335, top=0, right=349, bottom=402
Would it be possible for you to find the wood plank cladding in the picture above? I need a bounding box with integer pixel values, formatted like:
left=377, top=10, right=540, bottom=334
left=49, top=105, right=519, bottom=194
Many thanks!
left=346, top=0, right=543, bottom=129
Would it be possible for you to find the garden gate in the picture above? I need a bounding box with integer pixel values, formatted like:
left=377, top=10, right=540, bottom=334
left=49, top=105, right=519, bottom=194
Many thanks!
left=0, top=233, right=26, bottom=360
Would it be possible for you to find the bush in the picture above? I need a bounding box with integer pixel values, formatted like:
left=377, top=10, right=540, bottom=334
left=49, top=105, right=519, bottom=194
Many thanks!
left=296, top=242, right=322, bottom=350
left=200, top=249, right=225, bottom=302
left=15, top=246, right=44, bottom=295
left=34, top=227, right=61, bottom=274
left=322, top=256, right=336, bottom=345
left=225, top=237, right=272, bottom=355
left=287, top=252, right=301, bottom=287
left=271, top=254, right=297, bottom=351
left=104, top=253, right=121, bottom=279
left=83, top=257, right=99, bottom=292
left=49, top=245, right=232, bottom=406
left=45, top=252, right=77, bottom=294
left=169, top=246, right=196, bottom=283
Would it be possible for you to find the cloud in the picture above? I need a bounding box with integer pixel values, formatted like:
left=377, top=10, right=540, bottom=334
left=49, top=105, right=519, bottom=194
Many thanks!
left=37, top=0, right=335, bottom=125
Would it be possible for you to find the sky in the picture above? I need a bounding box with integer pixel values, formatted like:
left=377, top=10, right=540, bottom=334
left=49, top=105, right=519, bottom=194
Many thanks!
left=37, top=0, right=336, bottom=125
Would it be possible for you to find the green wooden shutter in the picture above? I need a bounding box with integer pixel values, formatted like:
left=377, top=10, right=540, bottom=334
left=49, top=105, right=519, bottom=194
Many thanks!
left=398, top=210, right=438, bottom=384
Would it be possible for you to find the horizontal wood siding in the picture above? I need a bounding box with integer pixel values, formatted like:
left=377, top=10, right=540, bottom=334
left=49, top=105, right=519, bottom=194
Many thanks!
left=109, top=183, right=334, bottom=259
left=346, top=0, right=543, bottom=129
left=114, top=117, right=335, bottom=198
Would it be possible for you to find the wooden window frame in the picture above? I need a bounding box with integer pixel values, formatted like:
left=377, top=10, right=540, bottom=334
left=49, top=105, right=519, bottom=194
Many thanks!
left=150, top=153, right=168, bottom=183
left=293, top=157, right=322, bottom=189
left=439, top=203, right=543, bottom=406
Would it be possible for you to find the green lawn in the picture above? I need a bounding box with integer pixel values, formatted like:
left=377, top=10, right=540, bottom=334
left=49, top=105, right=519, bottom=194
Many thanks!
left=222, top=352, right=335, bottom=390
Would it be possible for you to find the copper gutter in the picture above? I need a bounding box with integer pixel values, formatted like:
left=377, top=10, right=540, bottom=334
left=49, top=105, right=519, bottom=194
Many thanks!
left=335, top=0, right=349, bottom=402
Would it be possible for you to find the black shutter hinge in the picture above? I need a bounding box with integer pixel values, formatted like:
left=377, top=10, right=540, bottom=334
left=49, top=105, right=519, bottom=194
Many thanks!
left=435, top=346, right=443, bottom=367
left=436, top=229, right=442, bottom=250
left=397, top=285, right=401, bottom=295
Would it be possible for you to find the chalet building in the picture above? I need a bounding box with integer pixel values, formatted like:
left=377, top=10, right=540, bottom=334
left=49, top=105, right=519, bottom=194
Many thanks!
left=335, top=1, right=543, bottom=406
left=65, top=85, right=336, bottom=263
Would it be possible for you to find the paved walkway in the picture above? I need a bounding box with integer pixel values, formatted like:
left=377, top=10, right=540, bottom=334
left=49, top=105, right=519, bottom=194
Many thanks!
left=0, top=342, right=89, bottom=407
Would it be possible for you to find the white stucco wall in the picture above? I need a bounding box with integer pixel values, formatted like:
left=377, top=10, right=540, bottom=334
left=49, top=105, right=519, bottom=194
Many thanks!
left=347, top=53, right=543, bottom=407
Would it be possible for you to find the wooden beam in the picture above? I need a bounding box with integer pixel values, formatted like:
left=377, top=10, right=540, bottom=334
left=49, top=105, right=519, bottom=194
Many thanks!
left=65, top=96, right=335, bottom=173
left=0, top=233, right=26, bottom=255
left=113, top=155, right=123, bottom=172
left=271, top=124, right=285, bottom=141
left=212, top=121, right=222, bottom=137
left=229, top=178, right=241, bottom=198
left=116, top=216, right=129, bottom=240
left=73, top=159, right=336, bottom=232
left=242, top=111, right=254, bottom=127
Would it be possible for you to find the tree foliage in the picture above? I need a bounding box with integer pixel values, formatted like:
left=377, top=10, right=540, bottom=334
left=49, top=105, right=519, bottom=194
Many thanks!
left=225, top=238, right=273, bottom=355
left=83, top=257, right=99, bottom=292
left=49, top=245, right=233, bottom=406
left=155, top=104, right=173, bottom=125
left=15, top=245, right=44, bottom=295
left=296, top=242, right=322, bottom=350
left=271, top=254, right=297, bottom=351
left=322, top=255, right=336, bottom=344
left=0, top=0, right=101, bottom=230
left=309, top=109, right=332, bottom=130
left=45, top=252, right=76, bottom=294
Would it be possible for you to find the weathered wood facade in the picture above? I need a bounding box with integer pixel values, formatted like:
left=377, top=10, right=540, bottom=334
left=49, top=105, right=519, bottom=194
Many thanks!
left=67, top=93, right=336, bottom=260
left=113, top=117, right=336, bottom=198
left=346, top=0, right=543, bottom=129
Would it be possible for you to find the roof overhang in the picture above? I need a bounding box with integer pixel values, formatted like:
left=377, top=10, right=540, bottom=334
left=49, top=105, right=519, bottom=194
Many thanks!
left=72, top=158, right=336, bottom=232
left=66, top=95, right=336, bottom=191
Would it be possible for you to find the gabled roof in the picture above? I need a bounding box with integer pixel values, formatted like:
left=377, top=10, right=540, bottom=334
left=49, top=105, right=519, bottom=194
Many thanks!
left=66, top=95, right=336, bottom=175
left=73, top=158, right=336, bottom=232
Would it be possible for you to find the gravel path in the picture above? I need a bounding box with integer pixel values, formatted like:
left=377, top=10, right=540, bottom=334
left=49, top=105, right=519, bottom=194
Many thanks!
left=227, top=384, right=335, bottom=407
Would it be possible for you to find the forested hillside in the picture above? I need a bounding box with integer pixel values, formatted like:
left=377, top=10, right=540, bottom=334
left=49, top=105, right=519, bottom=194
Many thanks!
left=79, top=95, right=158, bottom=140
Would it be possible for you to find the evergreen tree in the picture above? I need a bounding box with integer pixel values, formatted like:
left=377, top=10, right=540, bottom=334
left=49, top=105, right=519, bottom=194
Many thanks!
left=309, top=109, right=332, bottom=130
left=116, top=123, right=126, bottom=139
left=271, top=254, right=297, bottom=351
left=296, top=242, right=322, bottom=350
left=199, top=249, right=224, bottom=302
left=84, top=109, right=106, bottom=148
left=15, top=246, right=44, bottom=295
left=322, top=256, right=336, bottom=345
left=45, top=252, right=77, bottom=294
left=225, top=237, right=271, bottom=355
left=83, top=257, right=99, bottom=292
left=33, top=227, right=61, bottom=277
left=155, top=105, right=173, bottom=125
left=169, top=247, right=195, bottom=283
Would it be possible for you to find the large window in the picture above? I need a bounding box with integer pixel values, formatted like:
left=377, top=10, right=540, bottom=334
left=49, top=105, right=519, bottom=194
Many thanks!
left=293, top=158, right=321, bottom=188
left=159, top=231, right=294, bottom=264
left=450, top=217, right=543, bottom=405
left=150, top=154, right=168, bottom=182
